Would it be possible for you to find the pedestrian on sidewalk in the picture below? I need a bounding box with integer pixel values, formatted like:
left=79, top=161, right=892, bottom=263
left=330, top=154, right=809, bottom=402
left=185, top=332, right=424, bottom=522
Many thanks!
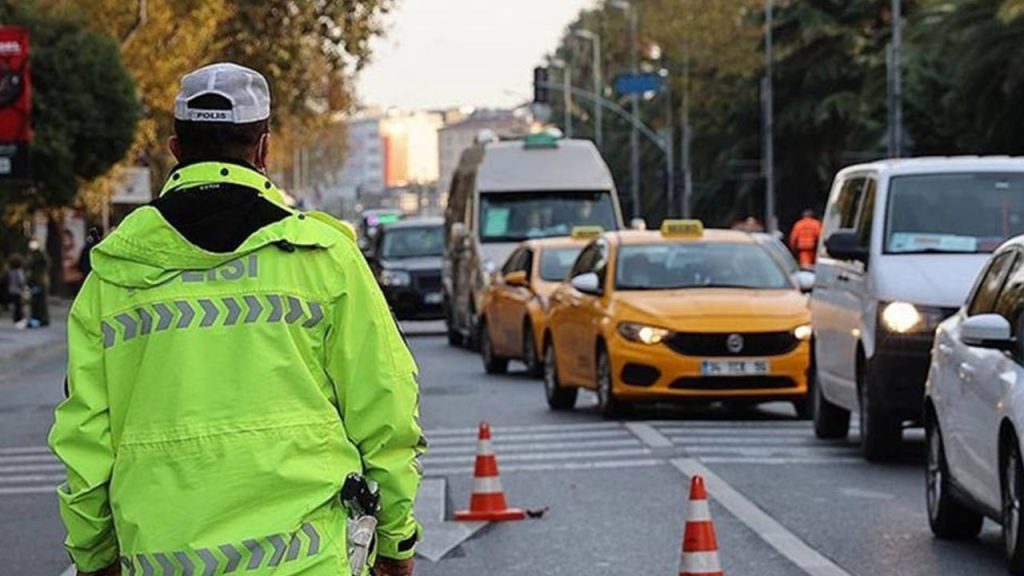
left=6, top=253, right=26, bottom=326
left=26, top=238, right=50, bottom=327
left=49, top=63, right=423, bottom=576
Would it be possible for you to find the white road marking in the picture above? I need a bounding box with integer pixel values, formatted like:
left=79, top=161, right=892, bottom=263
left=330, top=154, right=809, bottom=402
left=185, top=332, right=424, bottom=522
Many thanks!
left=0, top=446, right=53, bottom=455
left=681, top=446, right=854, bottom=456
left=672, top=458, right=852, bottom=576
left=665, top=435, right=842, bottom=445
left=625, top=422, right=674, bottom=448
left=425, top=422, right=623, bottom=437
left=0, top=463, right=64, bottom=474
left=839, top=487, right=895, bottom=500
left=697, top=456, right=862, bottom=465
left=0, top=485, right=55, bottom=496
left=426, top=458, right=663, bottom=476
left=427, top=429, right=628, bottom=446
left=422, top=447, right=651, bottom=466
left=426, top=438, right=640, bottom=455
left=0, top=474, right=65, bottom=484
left=59, top=564, right=75, bottom=576
left=663, top=428, right=816, bottom=437
left=0, top=453, right=59, bottom=464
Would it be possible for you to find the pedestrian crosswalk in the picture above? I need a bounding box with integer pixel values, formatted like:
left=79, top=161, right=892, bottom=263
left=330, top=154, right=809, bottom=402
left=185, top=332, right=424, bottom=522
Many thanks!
left=0, top=419, right=912, bottom=497
left=420, top=422, right=662, bottom=476
left=649, top=419, right=866, bottom=465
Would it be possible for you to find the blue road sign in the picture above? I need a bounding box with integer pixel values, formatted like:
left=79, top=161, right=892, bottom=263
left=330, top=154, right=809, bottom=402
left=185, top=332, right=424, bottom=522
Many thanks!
left=614, top=73, right=664, bottom=95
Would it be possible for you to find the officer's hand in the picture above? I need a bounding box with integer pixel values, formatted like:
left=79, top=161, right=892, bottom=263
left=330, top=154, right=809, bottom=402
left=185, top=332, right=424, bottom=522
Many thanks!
left=77, top=563, right=121, bottom=576
left=372, top=557, right=414, bottom=576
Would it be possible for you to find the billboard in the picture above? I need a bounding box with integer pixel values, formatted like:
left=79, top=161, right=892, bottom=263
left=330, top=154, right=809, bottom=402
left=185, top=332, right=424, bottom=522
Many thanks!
left=0, top=26, right=30, bottom=181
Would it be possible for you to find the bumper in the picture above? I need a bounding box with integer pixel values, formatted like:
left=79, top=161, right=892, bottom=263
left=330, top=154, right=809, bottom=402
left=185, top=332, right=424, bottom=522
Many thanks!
left=609, top=338, right=811, bottom=403
left=382, top=287, right=444, bottom=320
left=869, top=334, right=933, bottom=420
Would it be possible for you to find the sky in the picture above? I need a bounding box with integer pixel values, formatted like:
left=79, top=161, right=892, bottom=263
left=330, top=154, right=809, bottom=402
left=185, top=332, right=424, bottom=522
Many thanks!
left=358, top=0, right=597, bottom=110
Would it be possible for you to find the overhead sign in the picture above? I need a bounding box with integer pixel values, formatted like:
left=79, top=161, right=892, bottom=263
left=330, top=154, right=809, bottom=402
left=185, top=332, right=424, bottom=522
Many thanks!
left=111, top=167, right=153, bottom=204
left=614, top=73, right=664, bottom=96
left=0, top=26, right=29, bottom=181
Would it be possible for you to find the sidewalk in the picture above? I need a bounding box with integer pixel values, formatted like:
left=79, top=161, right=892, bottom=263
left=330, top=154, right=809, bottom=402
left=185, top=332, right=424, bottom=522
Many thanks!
left=0, top=300, right=70, bottom=370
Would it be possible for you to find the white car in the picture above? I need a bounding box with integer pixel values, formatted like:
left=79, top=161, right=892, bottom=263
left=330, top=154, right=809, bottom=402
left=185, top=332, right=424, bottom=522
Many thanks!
left=925, top=238, right=1024, bottom=573
left=812, top=157, right=1024, bottom=461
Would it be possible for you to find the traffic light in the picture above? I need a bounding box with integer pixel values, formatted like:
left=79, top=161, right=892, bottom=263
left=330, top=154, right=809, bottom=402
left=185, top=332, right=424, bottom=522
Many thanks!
left=533, top=66, right=549, bottom=104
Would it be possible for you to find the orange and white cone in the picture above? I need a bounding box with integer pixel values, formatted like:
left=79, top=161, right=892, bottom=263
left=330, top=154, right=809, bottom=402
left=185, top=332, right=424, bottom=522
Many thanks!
left=679, top=475, right=723, bottom=576
left=454, top=422, right=527, bottom=522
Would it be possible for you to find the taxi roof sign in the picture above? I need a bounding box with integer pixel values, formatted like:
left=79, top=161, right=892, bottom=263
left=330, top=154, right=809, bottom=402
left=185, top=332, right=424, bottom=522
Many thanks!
left=571, top=226, right=603, bottom=240
left=523, top=132, right=560, bottom=150
left=660, top=219, right=704, bottom=238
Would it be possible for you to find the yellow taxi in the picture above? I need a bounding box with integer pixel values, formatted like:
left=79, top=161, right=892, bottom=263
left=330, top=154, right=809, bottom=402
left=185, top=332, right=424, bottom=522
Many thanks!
left=479, top=228, right=602, bottom=376
left=541, top=221, right=812, bottom=417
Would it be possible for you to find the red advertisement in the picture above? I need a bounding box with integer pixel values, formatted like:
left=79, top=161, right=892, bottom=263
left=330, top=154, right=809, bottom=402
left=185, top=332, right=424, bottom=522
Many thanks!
left=0, top=26, right=30, bottom=180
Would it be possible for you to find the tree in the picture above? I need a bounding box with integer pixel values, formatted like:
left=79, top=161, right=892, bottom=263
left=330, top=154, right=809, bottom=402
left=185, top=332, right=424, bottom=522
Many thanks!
left=0, top=0, right=138, bottom=292
left=0, top=0, right=138, bottom=210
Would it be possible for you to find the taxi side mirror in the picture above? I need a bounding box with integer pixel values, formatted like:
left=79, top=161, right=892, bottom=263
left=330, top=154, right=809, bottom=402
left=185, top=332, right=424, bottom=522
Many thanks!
left=570, top=272, right=601, bottom=295
left=504, top=270, right=528, bottom=287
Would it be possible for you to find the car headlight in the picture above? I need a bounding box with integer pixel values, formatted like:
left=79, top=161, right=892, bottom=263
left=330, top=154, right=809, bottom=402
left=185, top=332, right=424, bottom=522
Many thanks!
left=793, top=324, right=813, bottom=341
left=380, top=269, right=411, bottom=287
left=880, top=302, right=946, bottom=334
left=618, top=322, right=671, bottom=345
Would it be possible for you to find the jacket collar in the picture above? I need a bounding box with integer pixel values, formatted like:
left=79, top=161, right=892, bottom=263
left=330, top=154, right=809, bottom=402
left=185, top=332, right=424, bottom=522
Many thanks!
left=161, top=161, right=289, bottom=208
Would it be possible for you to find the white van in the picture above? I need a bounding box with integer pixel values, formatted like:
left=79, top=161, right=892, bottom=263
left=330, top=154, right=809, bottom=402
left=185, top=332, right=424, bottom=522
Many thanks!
left=811, top=157, right=1024, bottom=461
left=443, top=134, right=624, bottom=347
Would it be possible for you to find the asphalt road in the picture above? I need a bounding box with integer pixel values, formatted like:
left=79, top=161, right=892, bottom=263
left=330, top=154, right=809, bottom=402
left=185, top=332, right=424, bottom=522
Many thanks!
left=0, top=325, right=1012, bottom=575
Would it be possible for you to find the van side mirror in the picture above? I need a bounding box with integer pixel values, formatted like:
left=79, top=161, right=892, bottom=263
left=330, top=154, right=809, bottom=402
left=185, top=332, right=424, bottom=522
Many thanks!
left=570, top=272, right=601, bottom=295
left=961, top=314, right=1015, bottom=351
left=824, top=231, right=868, bottom=263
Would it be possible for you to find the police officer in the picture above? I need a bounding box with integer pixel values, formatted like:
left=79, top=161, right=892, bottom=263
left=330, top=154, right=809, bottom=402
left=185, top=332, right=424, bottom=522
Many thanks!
left=50, top=63, right=422, bottom=576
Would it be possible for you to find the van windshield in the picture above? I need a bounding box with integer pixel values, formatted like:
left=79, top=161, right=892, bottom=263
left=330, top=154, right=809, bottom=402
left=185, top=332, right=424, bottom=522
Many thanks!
left=478, top=191, right=617, bottom=243
left=886, top=173, right=1024, bottom=254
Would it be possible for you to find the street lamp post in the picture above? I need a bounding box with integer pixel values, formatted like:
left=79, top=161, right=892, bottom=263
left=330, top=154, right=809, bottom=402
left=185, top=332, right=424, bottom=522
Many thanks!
left=573, top=29, right=603, bottom=151
left=611, top=0, right=641, bottom=220
left=550, top=58, right=573, bottom=139
left=889, top=0, right=904, bottom=158
left=681, top=34, right=693, bottom=219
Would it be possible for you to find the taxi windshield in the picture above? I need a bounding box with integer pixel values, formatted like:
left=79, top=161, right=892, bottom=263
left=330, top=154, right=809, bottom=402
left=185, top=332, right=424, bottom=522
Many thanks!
left=479, top=191, right=617, bottom=243
left=886, top=173, right=1024, bottom=254
left=539, top=247, right=583, bottom=281
left=615, top=242, right=791, bottom=291
left=380, top=226, right=445, bottom=259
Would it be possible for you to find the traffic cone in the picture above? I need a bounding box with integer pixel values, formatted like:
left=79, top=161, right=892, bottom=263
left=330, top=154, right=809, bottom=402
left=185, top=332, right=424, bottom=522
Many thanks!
left=454, top=422, right=527, bottom=522
left=679, top=476, right=723, bottom=576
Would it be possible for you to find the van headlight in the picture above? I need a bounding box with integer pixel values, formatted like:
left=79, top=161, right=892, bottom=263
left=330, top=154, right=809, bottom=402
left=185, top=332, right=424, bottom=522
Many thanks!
left=380, top=269, right=411, bottom=287
left=880, top=302, right=946, bottom=334
left=793, top=324, right=813, bottom=341
left=618, top=322, right=671, bottom=345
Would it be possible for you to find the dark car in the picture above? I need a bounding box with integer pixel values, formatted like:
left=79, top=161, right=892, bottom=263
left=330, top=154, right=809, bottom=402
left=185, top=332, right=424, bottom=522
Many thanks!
left=369, top=218, right=445, bottom=320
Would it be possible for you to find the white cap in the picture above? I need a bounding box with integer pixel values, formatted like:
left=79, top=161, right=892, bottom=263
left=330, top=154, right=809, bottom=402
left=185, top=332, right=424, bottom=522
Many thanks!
left=174, top=62, right=271, bottom=124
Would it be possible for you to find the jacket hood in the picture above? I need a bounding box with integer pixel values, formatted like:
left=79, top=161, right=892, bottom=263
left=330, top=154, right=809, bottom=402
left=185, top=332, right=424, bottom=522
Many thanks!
left=90, top=162, right=342, bottom=289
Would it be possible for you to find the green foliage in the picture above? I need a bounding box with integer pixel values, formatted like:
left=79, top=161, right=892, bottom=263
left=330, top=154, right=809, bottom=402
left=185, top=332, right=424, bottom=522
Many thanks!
left=0, top=0, right=138, bottom=210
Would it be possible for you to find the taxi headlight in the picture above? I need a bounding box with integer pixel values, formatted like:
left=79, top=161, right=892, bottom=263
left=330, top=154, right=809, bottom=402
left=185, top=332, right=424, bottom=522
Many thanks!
left=881, top=301, right=923, bottom=333
left=380, top=269, right=411, bottom=287
left=793, top=324, right=813, bottom=341
left=618, top=322, right=671, bottom=345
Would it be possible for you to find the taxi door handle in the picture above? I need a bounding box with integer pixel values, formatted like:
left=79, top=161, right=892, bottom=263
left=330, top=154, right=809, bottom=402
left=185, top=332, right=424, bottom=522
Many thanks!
left=837, top=273, right=851, bottom=283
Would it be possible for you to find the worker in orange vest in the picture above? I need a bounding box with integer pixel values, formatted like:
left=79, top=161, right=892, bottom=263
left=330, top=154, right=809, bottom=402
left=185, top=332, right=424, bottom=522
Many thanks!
left=789, top=209, right=822, bottom=269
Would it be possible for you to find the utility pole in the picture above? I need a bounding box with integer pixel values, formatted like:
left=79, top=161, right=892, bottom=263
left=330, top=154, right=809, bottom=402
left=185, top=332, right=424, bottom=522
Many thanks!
left=612, top=0, right=641, bottom=220
left=682, top=34, right=693, bottom=219
left=889, top=0, right=904, bottom=158
left=763, top=0, right=776, bottom=233
left=662, top=69, right=675, bottom=218
left=550, top=59, right=573, bottom=139
left=574, top=29, right=603, bottom=151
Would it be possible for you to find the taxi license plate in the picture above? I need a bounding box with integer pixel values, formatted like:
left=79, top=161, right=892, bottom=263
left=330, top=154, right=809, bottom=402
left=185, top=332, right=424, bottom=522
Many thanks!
left=424, top=292, right=443, bottom=305
left=700, top=359, right=770, bottom=377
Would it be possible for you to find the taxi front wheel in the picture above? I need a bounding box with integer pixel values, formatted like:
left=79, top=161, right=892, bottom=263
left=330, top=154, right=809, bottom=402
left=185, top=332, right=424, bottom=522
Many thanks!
left=596, top=346, right=627, bottom=418
left=481, top=318, right=509, bottom=374
left=544, top=341, right=577, bottom=410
